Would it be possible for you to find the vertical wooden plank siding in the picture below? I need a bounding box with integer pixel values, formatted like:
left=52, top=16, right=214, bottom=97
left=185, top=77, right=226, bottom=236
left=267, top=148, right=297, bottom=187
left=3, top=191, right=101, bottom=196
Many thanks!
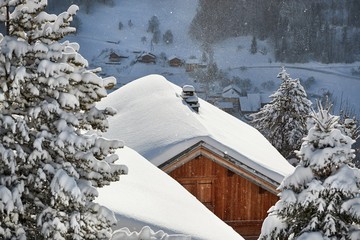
left=169, top=155, right=278, bottom=238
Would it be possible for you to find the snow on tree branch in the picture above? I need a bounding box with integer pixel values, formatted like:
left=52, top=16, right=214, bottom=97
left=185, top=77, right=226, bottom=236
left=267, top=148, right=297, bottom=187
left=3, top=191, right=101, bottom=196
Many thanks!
left=0, top=1, right=126, bottom=239
left=259, top=102, right=360, bottom=239
left=112, top=226, right=191, bottom=240
left=251, top=67, right=312, bottom=161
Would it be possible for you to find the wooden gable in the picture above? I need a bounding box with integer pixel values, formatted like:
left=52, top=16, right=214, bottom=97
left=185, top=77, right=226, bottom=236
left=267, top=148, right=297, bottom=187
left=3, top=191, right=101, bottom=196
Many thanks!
left=168, top=57, right=183, bottom=67
left=109, top=52, right=121, bottom=62
left=138, top=53, right=156, bottom=63
left=108, top=52, right=128, bottom=63
left=160, top=142, right=279, bottom=240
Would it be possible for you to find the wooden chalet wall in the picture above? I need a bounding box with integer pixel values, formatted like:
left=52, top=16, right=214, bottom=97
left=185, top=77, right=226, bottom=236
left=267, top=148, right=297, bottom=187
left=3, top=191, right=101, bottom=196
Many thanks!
left=168, top=155, right=278, bottom=239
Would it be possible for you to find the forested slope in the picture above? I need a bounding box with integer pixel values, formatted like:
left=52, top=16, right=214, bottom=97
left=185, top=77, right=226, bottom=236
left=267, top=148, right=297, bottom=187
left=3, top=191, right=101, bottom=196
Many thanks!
left=190, top=0, right=360, bottom=63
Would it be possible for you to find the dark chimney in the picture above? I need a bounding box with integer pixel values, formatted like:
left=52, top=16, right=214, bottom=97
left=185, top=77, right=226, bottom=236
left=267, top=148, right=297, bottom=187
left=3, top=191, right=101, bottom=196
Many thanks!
left=181, top=85, right=200, bottom=112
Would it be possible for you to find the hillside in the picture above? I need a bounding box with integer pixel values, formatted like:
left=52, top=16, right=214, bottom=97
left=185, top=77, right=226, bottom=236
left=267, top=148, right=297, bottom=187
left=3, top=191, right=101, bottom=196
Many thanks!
left=190, top=0, right=360, bottom=63
left=66, top=0, right=360, bottom=118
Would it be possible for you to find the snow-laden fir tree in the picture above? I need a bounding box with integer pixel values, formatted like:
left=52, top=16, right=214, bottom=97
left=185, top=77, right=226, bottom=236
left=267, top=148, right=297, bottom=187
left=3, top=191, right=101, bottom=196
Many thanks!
left=259, top=103, right=360, bottom=240
left=0, top=1, right=126, bottom=239
left=338, top=113, right=359, bottom=167
left=251, top=67, right=312, bottom=159
left=338, top=113, right=359, bottom=141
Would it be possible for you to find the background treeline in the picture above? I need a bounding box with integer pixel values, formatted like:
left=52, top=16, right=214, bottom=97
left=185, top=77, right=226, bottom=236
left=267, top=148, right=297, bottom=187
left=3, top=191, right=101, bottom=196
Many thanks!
left=189, top=0, right=360, bottom=63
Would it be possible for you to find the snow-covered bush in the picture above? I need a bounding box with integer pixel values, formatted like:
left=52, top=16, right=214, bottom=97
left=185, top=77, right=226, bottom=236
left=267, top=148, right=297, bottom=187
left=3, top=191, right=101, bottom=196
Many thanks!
left=251, top=67, right=312, bottom=159
left=0, top=1, right=126, bottom=239
left=112, top=226, right=191, bottom=240
left=259, top=103, right=360, bottom=239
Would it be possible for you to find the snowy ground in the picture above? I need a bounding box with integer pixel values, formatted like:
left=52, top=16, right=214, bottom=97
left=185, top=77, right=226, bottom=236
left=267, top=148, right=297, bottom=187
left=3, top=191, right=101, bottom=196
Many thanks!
left=67, top=0, right=360, bottom=117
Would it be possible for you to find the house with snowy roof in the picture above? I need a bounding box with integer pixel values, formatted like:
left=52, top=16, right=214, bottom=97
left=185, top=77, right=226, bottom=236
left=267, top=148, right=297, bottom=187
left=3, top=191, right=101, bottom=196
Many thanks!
left=218, top=84, right=243, bottom=112
left=222, top=84, right=243, bottom=98
left=239, top=93, right=273, bottom=114
left=185, top=57, right=206, bottom=72
left=239, top=93, right=262, bottom=113
left=137, top=52, right=156, bottom=64
left=96, top=147, right=243, bottom=240
left=168, top=56, right=183, bottom=67
left=108, top=52, right=128, bottom=63
left=98, top=75, right=294, bottom=239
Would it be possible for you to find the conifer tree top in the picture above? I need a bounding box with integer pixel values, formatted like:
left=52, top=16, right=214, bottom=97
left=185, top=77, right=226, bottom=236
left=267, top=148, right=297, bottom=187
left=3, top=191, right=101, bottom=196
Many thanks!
left=260, top=103, right=359, bottom=240
left=251, top=67, right=312, bottom=159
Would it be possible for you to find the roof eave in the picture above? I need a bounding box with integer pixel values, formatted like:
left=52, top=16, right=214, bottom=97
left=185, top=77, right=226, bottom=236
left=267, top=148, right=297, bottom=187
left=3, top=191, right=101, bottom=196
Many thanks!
left=159, top=141, right=281, bottom=195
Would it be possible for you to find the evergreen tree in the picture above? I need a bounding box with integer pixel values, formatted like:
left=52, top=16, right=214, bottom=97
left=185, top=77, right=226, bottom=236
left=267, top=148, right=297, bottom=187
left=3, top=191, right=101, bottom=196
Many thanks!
left=162, top=29, right=173, bottom=44
left=250, top=36, right=257, bottom=54
left=338, top=113, right=359, bottom=167
left=151, top=29, right=161, bottom=44
left=0, top=1, right=126, bottom=239
left=251, top=67, right=312, bottom=159
left=128, top=19, right=133, bottom=28
left=259, top=103, right=360, bottom=239
left=118, top=21, right=123, bottom=30
left=338, top=115, right=359, bottom=141
left=147, top=15, right=159, bottom=33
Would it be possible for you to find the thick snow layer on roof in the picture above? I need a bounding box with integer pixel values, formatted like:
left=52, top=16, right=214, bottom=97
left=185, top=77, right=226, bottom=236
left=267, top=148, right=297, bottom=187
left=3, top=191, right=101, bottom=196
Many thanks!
left=96, top=147, right=243, bottom=240
left=99, top=74, right=294, bottom=183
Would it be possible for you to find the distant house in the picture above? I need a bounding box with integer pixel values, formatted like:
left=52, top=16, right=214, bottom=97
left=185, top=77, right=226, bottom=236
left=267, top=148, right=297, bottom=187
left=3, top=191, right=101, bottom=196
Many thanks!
left=222, top=85, right=243, bottom=98
left=239, top=93, right=261, bottom=114
left=217, top=85, right=243, bottom=112
left=168, top=56, right=183, bottom=67
left=239, top=93, right=272, bottom=114
left=185, top=58, right=206, bottom=72
left=221, top=85, right=271, bottom=114
left=137, top=52, right=156, bottom=64
left=99, top=75, right=294, bottom=240
left=108, top=52, right=128, bottom=63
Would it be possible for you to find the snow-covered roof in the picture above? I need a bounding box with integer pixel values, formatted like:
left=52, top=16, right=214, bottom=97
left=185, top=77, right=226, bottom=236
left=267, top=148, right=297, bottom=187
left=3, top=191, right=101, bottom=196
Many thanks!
left=222, top=85, right=242, bottom=98
left=239, top=93, right=261, bottom=112
left=168, top=55, right=182, bottom=61
left=140, top=52, right=156, bottom=57
left=96, top=147, right=243, bottom=240
left=99, top=74, right=294, bottom=184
